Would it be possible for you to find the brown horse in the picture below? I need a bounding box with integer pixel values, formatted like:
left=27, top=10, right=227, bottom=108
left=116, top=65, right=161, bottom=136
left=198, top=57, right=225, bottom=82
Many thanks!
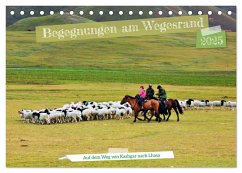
left=121, top=95, right=161, bottom=122
left=158, top=99, right=183, bottom=121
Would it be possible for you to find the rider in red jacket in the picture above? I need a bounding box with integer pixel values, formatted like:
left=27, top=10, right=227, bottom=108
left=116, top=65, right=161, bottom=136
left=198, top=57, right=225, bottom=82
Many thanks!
left=138, top=86, right=146, bottom=107
left=139, top=86, right=146, bottom=98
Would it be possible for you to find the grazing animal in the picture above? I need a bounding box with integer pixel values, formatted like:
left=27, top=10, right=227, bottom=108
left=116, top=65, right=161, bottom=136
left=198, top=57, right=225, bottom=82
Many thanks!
left=178, top=100, right=187, bottom=110
left=63, top=109, right=82, bottom=122
left=164, top=99, right=183, bottom=121
left=186, top=99, right=194, bottom=110
left=18, top=109, right=35, bottom=123
left=32, top=109, right=51, bottom=125
left=120, top=95, right=161, bottom=122
left=224, top=101, right=236, bottom=110
left=149, top=99, right=183, bottom=122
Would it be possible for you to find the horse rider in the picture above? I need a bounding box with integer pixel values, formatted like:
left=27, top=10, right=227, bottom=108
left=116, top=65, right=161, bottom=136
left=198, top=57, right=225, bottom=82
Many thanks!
left=137, top=85, right=146, bottom=107
left=156, top=85, right=168, bottom=114
left=146, top=84, right=155, bottom=100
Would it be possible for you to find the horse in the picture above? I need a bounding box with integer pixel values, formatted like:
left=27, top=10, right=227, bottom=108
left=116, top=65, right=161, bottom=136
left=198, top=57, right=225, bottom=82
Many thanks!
left=156, top=99, right=183, bottom=122
left=120, top=95, right=162, bottom=123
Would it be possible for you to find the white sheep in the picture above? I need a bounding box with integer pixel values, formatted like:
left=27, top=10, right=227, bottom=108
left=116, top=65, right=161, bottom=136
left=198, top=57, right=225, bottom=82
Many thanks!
left=18, top=109, right=34, bottom=123
left=38, top=113, right=51, bottom=125
left=224, top=101, right=236, bottom=110
left=178, top=101, right=187, bottom=110
left=64, top=109, right=82, bottom=123
left=49, top=110, right=65, bottom=124
left=80, top=107, right=93, bottom=121
left=115, top=107, right=127, bottom=120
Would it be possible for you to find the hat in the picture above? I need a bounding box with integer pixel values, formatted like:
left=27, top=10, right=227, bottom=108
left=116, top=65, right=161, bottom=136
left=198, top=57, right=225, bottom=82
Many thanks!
left=149, top=84, right=152, bottom=87
left=140, top=86, right=144, bottom=89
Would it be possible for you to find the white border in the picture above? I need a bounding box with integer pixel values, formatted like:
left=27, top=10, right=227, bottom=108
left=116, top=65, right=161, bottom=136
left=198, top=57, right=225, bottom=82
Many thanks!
left=1, top=0, right=241, bottom=173
left=0, top=1, right=6, bottom=172
left=2, top=0, right=238, bottom=6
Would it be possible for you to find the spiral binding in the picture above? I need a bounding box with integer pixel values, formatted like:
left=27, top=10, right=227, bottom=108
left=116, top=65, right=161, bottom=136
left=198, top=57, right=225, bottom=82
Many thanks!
left=9, top=10, right=233, bottom=16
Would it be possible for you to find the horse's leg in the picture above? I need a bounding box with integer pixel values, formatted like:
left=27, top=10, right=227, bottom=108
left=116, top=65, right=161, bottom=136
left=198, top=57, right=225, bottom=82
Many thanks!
left=150, top=108, right=160, bottom=122
left=155, top=112, right=162, bottom=122
left=155, top=115, right=159, bottom=121
left=154, top=105, right=162, bottom=122
left=166, top=109, right=171, bottom=121
left=148, top=113, right=154, bottom=122
left=174, top=107, right=180, bottom=122
left=142, top=110, right=149, bottom=121
left=153, top=111, right=160, bottom=122
left=135, top=110, right=145, bottom=121
left=134, top=111, right=145, bottom=121
left=133, top=112, right=138, bottom=122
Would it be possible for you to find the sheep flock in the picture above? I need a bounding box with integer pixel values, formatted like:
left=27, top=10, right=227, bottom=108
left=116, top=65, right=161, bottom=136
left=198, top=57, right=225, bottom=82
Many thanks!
left=18, top=101, right=133, bottom=125
left=18, top=99, right=236, bottom=125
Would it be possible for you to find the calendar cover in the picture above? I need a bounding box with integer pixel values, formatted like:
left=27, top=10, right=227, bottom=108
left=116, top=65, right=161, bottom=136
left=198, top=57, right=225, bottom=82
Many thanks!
left=6, top=6, right=236, bottom=167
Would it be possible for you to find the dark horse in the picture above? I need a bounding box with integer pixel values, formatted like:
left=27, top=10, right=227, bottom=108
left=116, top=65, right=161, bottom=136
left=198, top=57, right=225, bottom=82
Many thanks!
left=121, top=95, right=161, bottom=122
left=153, top=99, right=183, bottom=122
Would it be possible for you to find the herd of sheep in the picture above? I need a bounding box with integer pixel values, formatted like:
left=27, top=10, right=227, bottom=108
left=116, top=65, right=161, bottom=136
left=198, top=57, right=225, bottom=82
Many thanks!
left=18, top=101, right=133, bottom=125
left=18, top=99, right=236, bottom=125
left=178, top=99, right=236, bottom=110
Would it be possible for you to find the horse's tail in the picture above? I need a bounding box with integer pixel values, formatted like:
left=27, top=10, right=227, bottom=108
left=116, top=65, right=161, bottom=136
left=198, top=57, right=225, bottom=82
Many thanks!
left=175, top=99, right=183, bottom=114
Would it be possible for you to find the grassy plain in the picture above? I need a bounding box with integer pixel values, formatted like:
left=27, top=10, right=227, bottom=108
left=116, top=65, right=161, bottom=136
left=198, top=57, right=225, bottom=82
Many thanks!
left=6, top=32, right=236, bottom=72
left=6, top=83, right=236, bottom=167
left=6, top=31, right=236, bottom=87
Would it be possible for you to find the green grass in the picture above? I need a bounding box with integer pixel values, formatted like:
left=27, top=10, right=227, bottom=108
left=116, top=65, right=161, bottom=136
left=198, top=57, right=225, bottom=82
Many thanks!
left=6, top=83, right=236, bottom=102
left=6, top=83, right=236, bottom=167
left=6, top=31, right=236, bottom=86
left=7, top=67, right=235, bottom=86
left=6, top=32, right=236, bottom=72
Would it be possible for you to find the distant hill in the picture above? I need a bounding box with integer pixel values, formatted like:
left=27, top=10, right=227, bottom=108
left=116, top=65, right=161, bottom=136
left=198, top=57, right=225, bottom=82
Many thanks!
left=7, top=13, right=94, bottom=31
left=6, top=6, right=236, bottom=31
